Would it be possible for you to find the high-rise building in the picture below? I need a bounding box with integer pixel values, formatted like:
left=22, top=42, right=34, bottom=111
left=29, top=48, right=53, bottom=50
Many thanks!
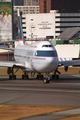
left=40, top=0, right=51, bottom=13
left=14, top=0, right=24, bottom=6
left=14, top=0, right=40, bottom=14
left=51, top=0, right=80, bottom=13
left=24, top=0, right=39, bottom=6
left=14, top=0, right=39, bottom=6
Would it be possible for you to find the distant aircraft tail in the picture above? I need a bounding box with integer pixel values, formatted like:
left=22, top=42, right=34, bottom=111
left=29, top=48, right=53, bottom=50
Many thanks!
left=17, top=9, right=25, bottom=45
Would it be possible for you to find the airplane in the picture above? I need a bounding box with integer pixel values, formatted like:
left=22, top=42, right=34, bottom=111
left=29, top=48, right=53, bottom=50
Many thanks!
left=0, top=9, right=80, bottom=83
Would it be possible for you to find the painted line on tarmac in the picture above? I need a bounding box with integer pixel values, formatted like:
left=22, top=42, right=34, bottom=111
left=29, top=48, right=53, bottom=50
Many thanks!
left=0, top=87, right=80, bottom=93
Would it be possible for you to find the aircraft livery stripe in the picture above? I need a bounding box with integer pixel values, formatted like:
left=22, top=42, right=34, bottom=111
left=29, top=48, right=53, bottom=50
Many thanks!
left=19, top=39, right=23, bottom=41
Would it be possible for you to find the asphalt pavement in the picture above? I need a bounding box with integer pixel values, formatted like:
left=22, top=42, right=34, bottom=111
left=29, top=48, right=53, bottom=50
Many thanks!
left=0, top=74, right=80, bottom=120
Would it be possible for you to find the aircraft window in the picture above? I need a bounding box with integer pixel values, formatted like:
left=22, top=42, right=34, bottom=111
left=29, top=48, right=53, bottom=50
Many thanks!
left=42, top=45, right=52, bottom=47
left=36, top=50, right=57, bottom=57
left=49, top=45, right=52, bottom=47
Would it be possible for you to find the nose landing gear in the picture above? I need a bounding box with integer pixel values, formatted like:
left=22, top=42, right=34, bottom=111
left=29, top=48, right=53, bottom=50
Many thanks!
left=36, top=73, right=50, bottom=83
left=43, top=74, right=50, bottom=83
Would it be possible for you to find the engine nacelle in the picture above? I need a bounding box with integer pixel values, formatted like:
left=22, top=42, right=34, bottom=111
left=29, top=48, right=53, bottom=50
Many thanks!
left=64, top=66, right=68, bottom=72
left=7, top=67, right=12, bottom=74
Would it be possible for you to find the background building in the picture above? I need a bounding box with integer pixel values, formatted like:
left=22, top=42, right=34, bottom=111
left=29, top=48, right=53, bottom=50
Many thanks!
left=13, top=0, right=40, bottom=39
left=14, top=0, right=24, bottom=6
left=24, top=0, right=39, bottom=6
left=40, top=0, right=51, bottom=13
left=24, top=12, right=55, bottom=39
left=21, top=10, right=80, bottom=40
left=14, top=0, right=40, bottom=14
left=51, top=0, right=80, bottom=13
left=12, top=0, right=80, bottom=41
left=54, top=11, right=80, bottom=38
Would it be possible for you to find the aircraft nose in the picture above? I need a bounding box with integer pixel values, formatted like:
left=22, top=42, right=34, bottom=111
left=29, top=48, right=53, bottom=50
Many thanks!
left=47, top=57, right=58, bottom=71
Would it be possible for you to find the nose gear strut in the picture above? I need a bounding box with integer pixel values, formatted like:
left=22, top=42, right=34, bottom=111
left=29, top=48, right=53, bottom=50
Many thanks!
left=43, top=74, right=50, bottom=83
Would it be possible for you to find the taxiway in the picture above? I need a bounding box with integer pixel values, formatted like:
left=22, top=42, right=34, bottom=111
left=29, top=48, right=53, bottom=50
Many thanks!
left=0, top=74, right=80, bottom=120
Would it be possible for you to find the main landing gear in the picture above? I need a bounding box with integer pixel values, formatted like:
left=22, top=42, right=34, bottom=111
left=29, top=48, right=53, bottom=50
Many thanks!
left=7, top=67, right=60, bottom=83
left=7, top=67, right=29, bottom=80
left=37, top=74, right=43, bottom=80
left=52, top=69, right=60, bottom=80
left=7, top=67, right=17, bottom=80
left=22, top=72, right=29, bottom=79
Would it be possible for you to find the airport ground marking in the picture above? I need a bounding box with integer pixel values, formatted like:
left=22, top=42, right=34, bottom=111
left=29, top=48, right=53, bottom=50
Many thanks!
left=59, top=115, right=80, bottom=120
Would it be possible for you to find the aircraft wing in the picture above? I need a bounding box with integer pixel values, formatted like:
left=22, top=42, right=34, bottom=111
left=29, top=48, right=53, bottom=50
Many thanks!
left=0, top=47, right=15, bottom=51
left=58, top=59, right=80, bottom=67
left=0, top=40, right=14, bottom=44
left=0, top=61, right=25, bottom=68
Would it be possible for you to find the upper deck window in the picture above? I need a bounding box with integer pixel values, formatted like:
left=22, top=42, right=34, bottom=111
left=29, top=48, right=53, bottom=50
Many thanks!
left=42, top=45, right=52, bottom=47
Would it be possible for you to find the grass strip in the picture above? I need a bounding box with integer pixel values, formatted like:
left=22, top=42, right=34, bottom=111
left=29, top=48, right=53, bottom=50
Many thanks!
left=0, top=105, right=77, bottom=120
left=58, top=67, right=79, bottom=74
left=0, top=67, right=79, bottom=76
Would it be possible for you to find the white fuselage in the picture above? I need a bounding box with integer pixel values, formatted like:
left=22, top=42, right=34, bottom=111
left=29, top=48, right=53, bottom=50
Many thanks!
left=14, top=41, right=58, bottom=73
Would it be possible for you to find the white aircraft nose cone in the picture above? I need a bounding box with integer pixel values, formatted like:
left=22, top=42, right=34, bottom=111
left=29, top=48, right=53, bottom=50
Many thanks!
left=47, top=57, right=58, bottom=71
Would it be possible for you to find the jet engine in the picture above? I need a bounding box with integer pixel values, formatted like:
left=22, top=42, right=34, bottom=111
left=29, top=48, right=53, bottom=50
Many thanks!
left=64, top=66, right=68, bottom=72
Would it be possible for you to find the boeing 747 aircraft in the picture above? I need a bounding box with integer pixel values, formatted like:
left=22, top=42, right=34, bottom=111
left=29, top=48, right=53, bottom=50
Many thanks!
left=0, top=9, right=80, bottom=83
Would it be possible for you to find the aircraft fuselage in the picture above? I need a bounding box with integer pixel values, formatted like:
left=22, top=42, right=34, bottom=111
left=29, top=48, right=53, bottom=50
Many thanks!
left=14, top=41, right=58, bottom=73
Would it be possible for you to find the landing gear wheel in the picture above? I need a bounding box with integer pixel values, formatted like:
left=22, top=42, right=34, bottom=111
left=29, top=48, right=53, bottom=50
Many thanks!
left=22, top=74, right=29, bottom=80
left=9, top=75, right=12, bottom=80
left=22, top=75, right=24, bottom=79
left=41, top=75, right=43, bottom=79
left=43, top=77, right=50, bottom=84
left=37, top=75, right=39, bottom=79
left=14, top=75, right=16, bottom=79
left=9, top=75, right=16, bottom=80
left=43, top=78, right=47, bottom=83
left=26, top=75, right=28, bottom=79
left=52, top=75, right=59, bottom=80
left=37, top=75, right=43, bottom=80
left=56, top=75, right=59, bottom=79
left=52, top=75, right=55, bottom=80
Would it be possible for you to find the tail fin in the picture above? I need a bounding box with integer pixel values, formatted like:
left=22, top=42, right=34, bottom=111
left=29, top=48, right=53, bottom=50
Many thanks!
left=17, top=9, right=25, bottom=45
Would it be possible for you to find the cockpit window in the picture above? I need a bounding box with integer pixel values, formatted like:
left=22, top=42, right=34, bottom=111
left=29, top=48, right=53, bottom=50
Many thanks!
left=35, top=50, right=57, bottom=57
left=42, top=45, right=52, bottom=47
